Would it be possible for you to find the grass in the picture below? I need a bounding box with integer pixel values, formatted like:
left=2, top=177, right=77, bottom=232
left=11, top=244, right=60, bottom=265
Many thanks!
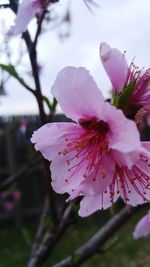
left=0, top=207, right=150, bottom=267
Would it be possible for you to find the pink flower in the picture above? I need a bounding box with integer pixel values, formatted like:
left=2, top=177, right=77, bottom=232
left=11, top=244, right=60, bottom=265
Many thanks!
left=133, top=210, right=150, bottom=239
left=100, top=43, right=150, bottom=114
left=13, top=190, right=22, bottom=201
left=3, top=201, right=14, bottom=213
left=31, top=66, right=150, bottom=217
left=10, top=0, right=46, bottom=35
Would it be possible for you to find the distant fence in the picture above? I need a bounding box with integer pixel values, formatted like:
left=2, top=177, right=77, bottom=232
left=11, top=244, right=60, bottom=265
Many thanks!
left=0, top=114, right=70, bottom=223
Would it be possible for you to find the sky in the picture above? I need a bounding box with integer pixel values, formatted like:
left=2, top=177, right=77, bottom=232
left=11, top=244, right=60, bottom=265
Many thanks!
left=0, top=0, right=150, bottom=115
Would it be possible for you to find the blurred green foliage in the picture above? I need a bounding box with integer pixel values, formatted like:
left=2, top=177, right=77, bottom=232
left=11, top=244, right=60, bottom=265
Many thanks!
left=0, top=207, right=150, bottom=267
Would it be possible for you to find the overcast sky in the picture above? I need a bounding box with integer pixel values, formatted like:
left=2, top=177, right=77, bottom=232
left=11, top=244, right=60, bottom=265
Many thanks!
left=0, top=0, right=150, bottom=115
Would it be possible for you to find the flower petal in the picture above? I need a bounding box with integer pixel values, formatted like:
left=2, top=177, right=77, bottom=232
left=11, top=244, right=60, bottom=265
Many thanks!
left=133, top=211, right=150, bottom=239
left=10, top=0, right=41, bottom=35
left=51, top=152, right=87, bottom=194
left=78, top=187, right=119, bottom=217
left=78, top=196, right=101, bottom=217
left=100, top=42, right=128, bottom=93
left=101, top=102, right=141, bottom=154
left=51, top=66, right=104, bottom=122
left=118, top=168, right=150, bottom=206
left=31, top=122, right=83, bottom=161
left=69, top=154, right=115, bottom=198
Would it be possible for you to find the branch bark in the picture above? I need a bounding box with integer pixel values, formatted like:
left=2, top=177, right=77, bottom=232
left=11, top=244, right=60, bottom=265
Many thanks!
left=27, top=202, right=78, bottom=267
left=0, top=157, right=41, bottom=191
left=53, top=205, right=139, bottom=267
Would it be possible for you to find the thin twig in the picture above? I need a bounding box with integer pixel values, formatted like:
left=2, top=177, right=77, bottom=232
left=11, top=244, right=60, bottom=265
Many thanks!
left=30, top=197, right=50, bottom=257
left=33, top=9, right=47, bottom=51
left=0, top=4, right=10, bottom=9
left=0, top=157, right=41, bottom=191
left=27, top=202, right=78, bottom=267
left=53, top=206, right=139, bottom=267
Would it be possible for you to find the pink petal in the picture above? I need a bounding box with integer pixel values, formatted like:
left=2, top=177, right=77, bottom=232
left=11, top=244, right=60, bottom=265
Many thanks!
left=112, top=150, right=139, bottom=169
left=78, top=187, right=119, bottom=217
left=68, top=155, right=115, bottom=198
left=100, top=43, right=128, bottom=93
left=51, top=152, right=87, bottom=194
left=51, top=130, right=115, bottom=195
left=51, top=67, right=104, bottom=122
left=133, top=211, right=150, bottom=239
left=118, top=169, right=150, bottom=206
left=31, top=122, right=83, bottom=161
left=10, top=0, right=41, bottom=35
left=78, top=196, right=102, bottom=217
left=141, top=141, right=150, bottom=152
left=137, top=148, right=150, bottom=177
left=101, top=102, right=141, bottom=154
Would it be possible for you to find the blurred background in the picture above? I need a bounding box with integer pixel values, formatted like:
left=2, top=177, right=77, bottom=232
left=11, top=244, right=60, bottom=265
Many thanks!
left=0, top=1, right=150, bottom=267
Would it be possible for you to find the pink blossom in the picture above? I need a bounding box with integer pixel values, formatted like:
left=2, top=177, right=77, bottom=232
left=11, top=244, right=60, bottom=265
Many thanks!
left=31, top=66, right=150, bottom=217
left=100, top=43, right=150, bottom=113
left=133, top=210, right=150, bottom=239
left=13, top=190, right=22, bottom=201
left=3, top=201, right=14, bottom=213
left=10, top=0, right=45, bottom=35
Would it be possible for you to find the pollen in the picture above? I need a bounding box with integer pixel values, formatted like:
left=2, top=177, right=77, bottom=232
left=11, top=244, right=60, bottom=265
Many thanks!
left=102, top=171, right=106, bottom=179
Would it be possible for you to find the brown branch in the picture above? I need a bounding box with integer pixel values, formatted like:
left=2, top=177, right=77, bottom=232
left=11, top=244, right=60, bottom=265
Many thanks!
left=22, top=31, right=46, bottom=125
left=27, top=202, right=78, bottom=267
left=53, top=205, right=139, bottom=267
left=33, top=9, right=47, bottom=51
left=0, top=4, right=10, bottom=9
left=18, top=80, right=36, bottom=95
left=30, top=197, right=50, bottom=257
left=0, top=157, right=41, bottom=191
left=22, top=27, right=59, bottom=224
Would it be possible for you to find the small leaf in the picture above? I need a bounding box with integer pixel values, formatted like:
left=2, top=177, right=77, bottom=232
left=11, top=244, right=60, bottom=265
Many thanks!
left=117, top=80, right=136, bottom=110
left=71, top=254, right=79, bottom=265
left=42, top=96, right=52, bottom=111
left=104, top=235, right=119, bottom=250
left=71, top=203, right=80, bottom=214
left=51, top=98, right=57, bottom=112
left=21, top=228, right=32, bottom=246
left=0, top=64, right=32, bottom=91
left=43, top=96, right=57, bottom=113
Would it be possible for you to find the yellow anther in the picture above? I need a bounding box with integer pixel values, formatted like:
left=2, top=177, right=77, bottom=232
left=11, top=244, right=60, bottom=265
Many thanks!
left=102, top=171, right=106, bottom=179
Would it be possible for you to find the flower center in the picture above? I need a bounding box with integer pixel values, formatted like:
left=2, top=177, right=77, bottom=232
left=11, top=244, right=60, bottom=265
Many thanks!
left=79, top=118, right=110, bottom=134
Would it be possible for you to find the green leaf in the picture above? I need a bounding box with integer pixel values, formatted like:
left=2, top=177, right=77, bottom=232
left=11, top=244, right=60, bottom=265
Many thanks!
left=104, top=235, right=119, bottom=250
left=42, top=95, right=52, bottom=111
left=117, top=80, right=136, bottom=110
left=71, top=254, right=79, bottom=265
left=21, top=228, right=31, bottom=246
left=112, top=92, right=120, bottom=107
left=51, top=97, right=57, bottom=112
left=0, top=64, right=32, bottom=90
left=42, top=96, right=57, bottom=113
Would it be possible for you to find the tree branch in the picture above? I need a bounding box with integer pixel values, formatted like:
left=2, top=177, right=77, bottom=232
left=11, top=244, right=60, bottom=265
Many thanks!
left=30, top=197, right=50, bottom=257
left=27, top=202, right=78, bottom=267
left=53, top=205, right=139, bottom=267
left=33, top=9, right=47, bottom=51
left=0, top=157, right=41, bottom=191
left=22, top=31, right=46, bottom=125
